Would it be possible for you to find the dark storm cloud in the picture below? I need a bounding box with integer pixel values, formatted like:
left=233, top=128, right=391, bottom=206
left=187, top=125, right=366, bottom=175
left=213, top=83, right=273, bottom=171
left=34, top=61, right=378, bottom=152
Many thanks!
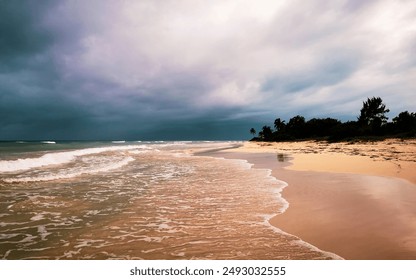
left=262, top=50, right=359, bottom=94
left=1, top=0, right=416, bottom=140
left=0, top=1, right=55, bottom=69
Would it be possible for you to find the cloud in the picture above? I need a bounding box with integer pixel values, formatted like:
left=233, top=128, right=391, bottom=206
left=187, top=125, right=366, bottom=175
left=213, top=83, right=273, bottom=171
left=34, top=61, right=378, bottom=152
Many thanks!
left=1, top=0, right=415, bottom=139
left=0, top=2, right=53, bottom=61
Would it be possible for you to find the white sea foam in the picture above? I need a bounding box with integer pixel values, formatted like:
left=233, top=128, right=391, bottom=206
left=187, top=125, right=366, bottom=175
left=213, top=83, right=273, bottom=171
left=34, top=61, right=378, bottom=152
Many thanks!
left=30, top=214, right=45, bottom=221
left=0, top=141, right=338, bottom=260
left=128, top=150, right=148, bottom=155
left=3, top=156, right=135, bottom=183
left=0, top=145, right=147, bottom=173
left=41, top=141, right=56, bottom=144
left=38, top=225, right=50, bottom=241
left=0, top=234, right=20, bottom=240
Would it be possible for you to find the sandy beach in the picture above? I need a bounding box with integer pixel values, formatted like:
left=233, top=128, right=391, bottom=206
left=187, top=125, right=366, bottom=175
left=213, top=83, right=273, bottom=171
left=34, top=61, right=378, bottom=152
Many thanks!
left=213, top=139, right=416, bottom=259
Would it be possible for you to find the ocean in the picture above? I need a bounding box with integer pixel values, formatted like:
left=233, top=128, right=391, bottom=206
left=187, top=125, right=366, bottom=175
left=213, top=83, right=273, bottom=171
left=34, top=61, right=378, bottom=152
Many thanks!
left=0, top=141, right=336, bottom=259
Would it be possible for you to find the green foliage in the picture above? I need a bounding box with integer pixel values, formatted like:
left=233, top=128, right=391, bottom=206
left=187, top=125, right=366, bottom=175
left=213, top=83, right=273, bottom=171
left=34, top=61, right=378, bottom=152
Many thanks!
left=259, top=126, right=273, bottom=140
left=273, top=118, right=286, bottom=132
left=251, top=97, right=416, bottom=142
left=327, top=121, right=361, bottom=142
left=393, top=111, right=416, bottom=133
left=305, top=118, right=341, bottom=138
left=358, top=97, right=390, bottom=133
left=286, top=115, right=306, bottom=138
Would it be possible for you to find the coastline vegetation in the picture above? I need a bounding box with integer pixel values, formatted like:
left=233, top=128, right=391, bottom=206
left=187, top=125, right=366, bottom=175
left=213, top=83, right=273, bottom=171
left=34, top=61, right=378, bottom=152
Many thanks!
left=250, top=97, right=416, bottom=142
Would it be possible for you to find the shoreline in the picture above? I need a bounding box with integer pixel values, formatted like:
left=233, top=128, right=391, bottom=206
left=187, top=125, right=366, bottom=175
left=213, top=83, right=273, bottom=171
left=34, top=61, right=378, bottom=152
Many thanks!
left=206, top=140, right=416, bottom=259
left=238, top=139, right=416, bottom=184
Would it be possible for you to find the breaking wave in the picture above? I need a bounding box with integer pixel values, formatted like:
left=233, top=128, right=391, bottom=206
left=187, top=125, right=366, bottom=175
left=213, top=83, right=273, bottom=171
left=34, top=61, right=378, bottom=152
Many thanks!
left=0, top=145, right=149, bottom=173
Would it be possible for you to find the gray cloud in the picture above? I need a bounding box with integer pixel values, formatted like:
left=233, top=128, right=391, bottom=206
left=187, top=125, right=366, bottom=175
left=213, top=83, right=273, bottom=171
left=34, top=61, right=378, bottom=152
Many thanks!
left=1, top=0, right=415, bottom=140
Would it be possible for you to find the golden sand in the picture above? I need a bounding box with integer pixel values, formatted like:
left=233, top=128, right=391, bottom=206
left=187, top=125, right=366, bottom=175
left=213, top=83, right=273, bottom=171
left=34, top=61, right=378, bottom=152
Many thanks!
left=228, top=139, right=416, bottom=259
left=233, top=139, right=416, bottom=184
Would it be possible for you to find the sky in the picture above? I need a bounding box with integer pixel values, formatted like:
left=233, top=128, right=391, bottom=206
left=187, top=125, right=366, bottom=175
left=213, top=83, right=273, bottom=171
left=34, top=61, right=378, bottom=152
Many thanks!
left=1, top=0, right=415, bottom=140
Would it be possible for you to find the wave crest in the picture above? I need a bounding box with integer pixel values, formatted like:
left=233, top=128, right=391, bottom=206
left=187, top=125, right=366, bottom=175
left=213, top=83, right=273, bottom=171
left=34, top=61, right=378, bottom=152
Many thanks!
left=0, top=145, right=148, bottom=173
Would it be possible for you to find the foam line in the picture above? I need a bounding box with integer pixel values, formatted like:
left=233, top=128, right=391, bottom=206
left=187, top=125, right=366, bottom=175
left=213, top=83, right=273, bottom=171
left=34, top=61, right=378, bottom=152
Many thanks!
left=0, top=145, right=147, bottom=173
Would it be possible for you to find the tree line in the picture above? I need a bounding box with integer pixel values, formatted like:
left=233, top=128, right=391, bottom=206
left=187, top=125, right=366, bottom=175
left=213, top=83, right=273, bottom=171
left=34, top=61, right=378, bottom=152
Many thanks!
left=250, top=97, right=416, bottom=142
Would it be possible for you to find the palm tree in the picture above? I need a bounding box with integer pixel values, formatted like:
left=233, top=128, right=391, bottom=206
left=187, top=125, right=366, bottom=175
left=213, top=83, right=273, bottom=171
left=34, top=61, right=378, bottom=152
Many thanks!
left=274, top=118, right=286, bottom=132
left=260, top=126, right=273, bottom=140
left=249, top=128, right=256, bottom=136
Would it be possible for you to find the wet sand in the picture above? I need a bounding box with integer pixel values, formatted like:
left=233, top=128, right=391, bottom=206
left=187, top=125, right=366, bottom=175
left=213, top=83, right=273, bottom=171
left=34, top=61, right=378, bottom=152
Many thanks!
left=210, top=139, right=416, bottom=259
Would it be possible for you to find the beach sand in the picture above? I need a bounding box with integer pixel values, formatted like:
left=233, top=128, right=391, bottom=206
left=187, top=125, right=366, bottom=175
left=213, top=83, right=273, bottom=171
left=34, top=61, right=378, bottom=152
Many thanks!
left=211, top=139, right=416, bottom=259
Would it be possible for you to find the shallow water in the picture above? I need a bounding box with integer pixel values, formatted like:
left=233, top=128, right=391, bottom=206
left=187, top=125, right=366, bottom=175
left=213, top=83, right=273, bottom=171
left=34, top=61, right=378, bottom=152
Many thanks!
left=0, top=141, right=335, bottom=259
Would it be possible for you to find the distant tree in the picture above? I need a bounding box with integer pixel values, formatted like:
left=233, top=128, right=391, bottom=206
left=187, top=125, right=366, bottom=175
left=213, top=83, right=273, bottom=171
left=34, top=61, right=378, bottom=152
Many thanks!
left=287, top=115, right=305, bottom=129
left=393, top=111, right=416, bottom=133
left=328, top=121, right=361, bottom=141
left=358, top=97, right=390, bottom=132
left=249, top=97, right=416, bottom=142
left=305, top=118, right=341, bottom=137
left=260, top=125, right=273, bottom=140
left=250, top=128, right=256, bottom=136
left=273, top=118, right=286, bottom=132
left=286, top=115, right=306, bottom=138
